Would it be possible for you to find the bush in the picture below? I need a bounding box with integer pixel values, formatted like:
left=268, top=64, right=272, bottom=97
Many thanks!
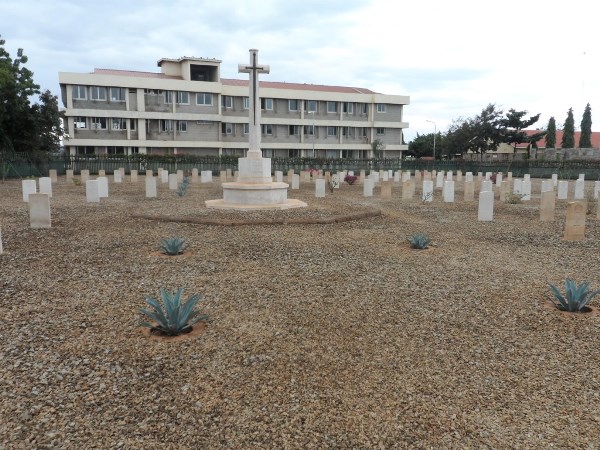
left=548, top=279, right=600, bottom=312
left=140, top=288, right=207, bottom=336
left=176, top=176, right=190, bottom=197
left=344, top=175, right=357, bottom=185
left=160, top=236, right=187, bottom=255
left=408, top=233, right=431, bottom=249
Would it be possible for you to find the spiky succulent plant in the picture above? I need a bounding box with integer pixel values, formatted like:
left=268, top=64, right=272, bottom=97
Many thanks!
left=159, top=236, right=187, bottom=255
left=408, top=233, right=431, bottom=250
left=140, top=288, right=207, bottom=336
left=548, top=279, right=600, bottom=312
left=176, top=176, right=190, bottom=197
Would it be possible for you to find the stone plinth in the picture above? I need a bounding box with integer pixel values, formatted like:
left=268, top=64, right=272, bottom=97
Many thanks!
left=206, top=181, right=305, bottom=210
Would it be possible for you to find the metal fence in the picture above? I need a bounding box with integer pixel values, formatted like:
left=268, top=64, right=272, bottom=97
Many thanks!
left=2, top=154, right=600, bottom=180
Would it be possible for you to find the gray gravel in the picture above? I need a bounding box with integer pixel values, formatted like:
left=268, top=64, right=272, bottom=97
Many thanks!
left=1, top=176, right=600, bottom=449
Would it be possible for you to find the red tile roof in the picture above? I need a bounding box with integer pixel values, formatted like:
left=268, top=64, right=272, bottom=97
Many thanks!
left=523, top=129, right=600, bottom=148
left=91, top=69, right=377, bottom=94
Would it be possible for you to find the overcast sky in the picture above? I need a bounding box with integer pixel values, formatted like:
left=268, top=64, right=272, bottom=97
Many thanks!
left=1, top=0, right=597, bottom=141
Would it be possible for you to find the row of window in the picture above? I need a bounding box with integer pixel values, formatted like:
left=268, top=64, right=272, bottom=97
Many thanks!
left=221, top=124, right=381, bottom=137
left=73, top=85, right=387, bottom=113
left=74, top=117, right=136, bottom=130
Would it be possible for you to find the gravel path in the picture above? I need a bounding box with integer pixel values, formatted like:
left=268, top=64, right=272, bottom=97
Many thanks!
left=1, top=176, right=599, bottom=449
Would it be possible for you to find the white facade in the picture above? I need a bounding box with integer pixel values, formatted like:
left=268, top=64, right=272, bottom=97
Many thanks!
left=59, top=56, right=410, bottom=158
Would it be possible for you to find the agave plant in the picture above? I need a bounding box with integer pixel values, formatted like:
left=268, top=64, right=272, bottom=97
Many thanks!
left=548, top=279, right=600, bottom=312
left=408, top=233, right=431, bottom=250
left=176, top=176, right=190, bottom=197
left=140, top=288, right=207, bottom=336
left=159, top=236, right=187, bottom=255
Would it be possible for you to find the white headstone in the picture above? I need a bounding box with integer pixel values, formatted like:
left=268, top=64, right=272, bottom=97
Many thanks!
left=291, top=174, right=300, bottom=189
left=557, top=180, right=569, bottom=200
left=274, top=171, right=283, bottom=182
left=168, top=173, right=178, bottom=190
left=478, top=191, right=494, bottom=221
left=422, top=180, right=434, bottom=202
left=456, top=170, right=462, bottom=182
left=574, top=179, right=585, bottom=199
left=81, top=170, right=90, bottom=183
left=0, top=226, right=3, bottom=254
left=446, top=171, right=453, bottom=181
left=315, top=179, right=326, bottom=198
left=145, top=176, right=157, bottom=198
left=551, top=174, right=558, bottom=187
left=594, top=180, right=600, bottom=199
left=113, top=170, right=122, bottom=183
left=22, top=179, right=37, bottom=202
left=578, top=173, right=585, bottom=181
left=524, top=174, right=530, bottom=182
left=29, top=193, right=51, bottom=228
left=382, top=171, right=389, bottom=182
left=39, top=177, right=52, bottom=198
left=66, top=169, right=74, bottom=181
left=485, top=172, right=492, bottom=180
left=363, top=179, right=373, bottom=197
left=521, top=180, right=532, bottom=201
left=541, top=179, right=553, bottom=193
left=201, top=170, right=212, bottom=183
left=513, top=179, right=522, bottom=194
left=481, top=180, right=493, bottom=192
left=191, top=168, right=199, bottom=182
left=146, top=169, right=153, bottom=177
left=49, top=169, right=58, bottom=183
left=98, top=169, right=106, bottom=177
left=177, top=170, right=184, bottom=182
left=97, top=177, right=109, bottom=198
left=394, top=171, right=401, bottom=183
left=119, top=167, right=125, bottom=178
left=443, top=180, right=455, bottom=202
left=495, top=173, right=503, bottom=186
left=130, top=170, right=138, bottom=183
left=160, top=170, right=169, bottom=184
left=465, top=172, right=473, bottom=182
left=86, top=180, right=100, bottom=203
left=435, top=171, right=444, bottom=188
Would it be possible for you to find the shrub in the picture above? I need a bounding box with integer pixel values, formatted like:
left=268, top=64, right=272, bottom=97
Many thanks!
left=140, top=288, right=207, bottom=336
left=344, top=175, right=357, bottom=185
left=176, top=176, right=190, bottom=197
left=160, top=236, right=187, bottom=255
left=408, top=233, right=431, bottom=249
left=504, top=193, right=524, bottom=204
left=548, top=279, right=600, bottom=312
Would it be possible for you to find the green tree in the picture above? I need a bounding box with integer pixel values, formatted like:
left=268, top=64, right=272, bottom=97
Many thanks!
left=500, top=109, right=545, bottom=157
left=371, top=138, right=385, bottom=158
left=579, top=103, right=592, bottom=148
left=561, top=108, right=575, bottom=148
left=0, top=36, right=62, bottom=158
left=466, top=104, right=504, bottom=159
left=444, top=118, right=472, bottom=157
left=546, top=117, right=556, bottom=148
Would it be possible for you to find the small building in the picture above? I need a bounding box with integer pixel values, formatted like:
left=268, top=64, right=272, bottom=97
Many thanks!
left=58, top=56, right=410, bottom=159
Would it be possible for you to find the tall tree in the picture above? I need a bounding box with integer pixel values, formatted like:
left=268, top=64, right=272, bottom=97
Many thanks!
left=0, top=36, right=62, bottom=157
left=561, top=108, right=575, bottom=148
left=444, top=118, right=472, bottom=157
left=579, top=103, right=592, bottom=148
left=500, top=109, right=545, bottom=157
left=467, top=104, right=504, bottom=158
left=545, top=117, right=556, bottom=148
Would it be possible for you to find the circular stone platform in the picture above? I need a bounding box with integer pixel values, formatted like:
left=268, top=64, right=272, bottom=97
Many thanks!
left=205, top=181, right=307, bottom=210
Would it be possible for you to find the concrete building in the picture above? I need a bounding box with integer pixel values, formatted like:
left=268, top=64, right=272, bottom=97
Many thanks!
left=59, top=56, right=409, bottom=158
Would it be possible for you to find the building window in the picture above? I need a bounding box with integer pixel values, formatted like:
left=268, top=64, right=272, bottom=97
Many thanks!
left=304, top=125, right=315, bottom=136
left=110, top=87, right=125, bottom=102
left=196, top=93, right=213, bottom=105
left=91, top=86, right=107, bottom=101
left=177, top=91, right=189, bottom=104
left=177, top=120, right=187, bottom=132
left=376, top=128, right=385, bottom=135
left=243, top=123, right=249, bottom=134
left=361, top=103, right=369, bottom=115
left=221, top=122, right=233, bottom=134
left=243, top=97, right=249, bottom=109
left=343, top=102, right=353, bottom=114
left=74, top=117, right=87, bottom=129
left=160, top=119, right=174, bottom=132
left=289, top=125, right=300, bottom=136
left=111, top=118, right=127, bottom=130
left=222, top=96, right=233, bottom=109
left=342, top=127, right=352, bottom=137
left=144, top=89, right=159, bottom=95
left=360, top=127, right=368, bottom=137
left=306, top=100, right=317, bottom=112
left=107, top=146, right=125, bottom=155
left=376, top=104, right=386, bottom=113
left=262, top=124, right=273, bottom=135
left=91, top=117, right=107, bottom=129
left=129, top=119, right=136, bottom=130
left=77, top=146, right=94, bottom=155
left=327, top=126, right=337, bottom=137
left=261, top=98, right=273, bottom=110
left=72, top=85, right=87, bottom=100
left=289, top=149, right=301, bottom=158
left=164, top=91, right=173, bottom=103
left=289, top=99, right=298, bottom=111
left=327, top=101, right=338, bottom=113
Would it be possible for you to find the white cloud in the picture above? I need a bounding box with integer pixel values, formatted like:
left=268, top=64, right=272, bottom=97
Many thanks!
left=1, top=0, right=598, bottom=142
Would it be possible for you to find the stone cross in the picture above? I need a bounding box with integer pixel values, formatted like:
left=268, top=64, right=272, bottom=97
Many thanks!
left=239, top=49, right=270, bottom=157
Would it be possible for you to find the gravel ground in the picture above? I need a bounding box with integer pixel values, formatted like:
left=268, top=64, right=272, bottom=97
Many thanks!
left=1, top=175, right=600, bottom=449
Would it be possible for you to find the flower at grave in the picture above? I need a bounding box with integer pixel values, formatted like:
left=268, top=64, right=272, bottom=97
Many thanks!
left=344, top=175, right=357, bottom=185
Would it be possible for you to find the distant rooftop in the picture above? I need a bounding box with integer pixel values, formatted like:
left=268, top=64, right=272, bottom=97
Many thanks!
left=157, top=56, right=222, bottom=66
left=92, top=69, right=378, bottom=94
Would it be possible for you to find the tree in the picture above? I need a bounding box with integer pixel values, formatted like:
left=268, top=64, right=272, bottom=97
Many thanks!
left=0, top=36, right=62, bottom=158
left=579, top=103, right=592, bottom=148
left=561, top=108, right=575, bottom=149
left=546, top=117, right=556, bottom=148
left=444, top=118, right=472, bottom=158
left=466, top=104, right=504, bottom=158
left=371, top=139, right=385, bottom=158
left=500, top=109, right=545, bottom=157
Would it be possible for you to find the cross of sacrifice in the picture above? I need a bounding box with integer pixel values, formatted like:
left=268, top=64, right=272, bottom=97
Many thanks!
left=238, top=49, right=270, bottom=127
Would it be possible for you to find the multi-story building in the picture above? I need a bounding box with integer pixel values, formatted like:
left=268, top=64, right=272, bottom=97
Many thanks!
left=59, top=56, right=409, bottom=158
